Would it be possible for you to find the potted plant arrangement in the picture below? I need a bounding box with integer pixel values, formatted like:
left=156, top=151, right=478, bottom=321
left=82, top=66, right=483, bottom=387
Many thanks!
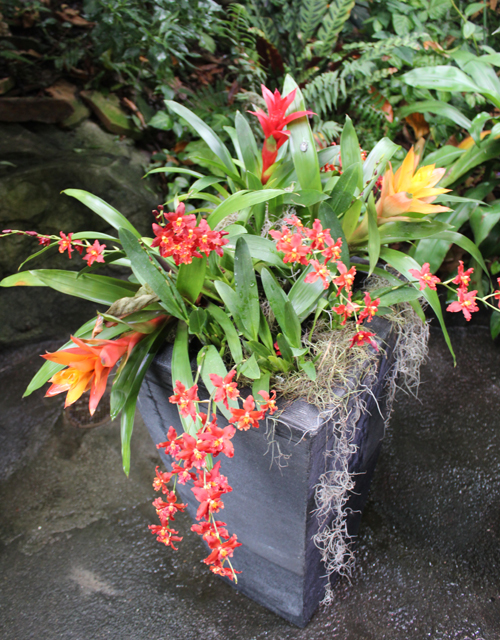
left=2, top=76, right=499, bottom=626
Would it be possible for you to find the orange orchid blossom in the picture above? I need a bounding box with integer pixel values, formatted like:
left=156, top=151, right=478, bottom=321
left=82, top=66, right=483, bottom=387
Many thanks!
left=376, top=146, right=451, bottom=221
left=43, top=332, right=144, bottom=415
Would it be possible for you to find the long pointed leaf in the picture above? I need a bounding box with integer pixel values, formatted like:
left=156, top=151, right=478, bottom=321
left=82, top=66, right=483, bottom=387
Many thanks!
left=234, top=237, right=260, bottom=341
left=63, top=190, right=140, bottom=238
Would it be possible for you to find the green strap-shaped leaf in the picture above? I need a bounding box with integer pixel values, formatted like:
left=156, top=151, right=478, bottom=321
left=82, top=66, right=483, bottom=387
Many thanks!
left=342, top=200, right=362, bottom=243
left=362, top=137, right=400, bottom=184
left=327, top=163, right=361, bottom=216
left=207, top=303, right=243, bottom=364
left=146, top=167, right=204, bottom=179
left=166, top=100, right=237, bottom=175
left=398, top=101, right=472, bottom=130
left=402, top=66, right=481, bottom=94
left=430, top=230, right=488, bottom=273
left=235, top=111, right=261, bottom=177
left=1, top=271, right=46, bottom=287
left=367, top=193, right=380, bottom=275
left=119, top=228, right=187, bottom=321
left=238, top=353, right=261, bottom=380
left=176, top=257, right=207, bottom=304
left=207, top=189, right=286, bottom=230
left=380, top=247, right=455, bottom=363
left=261, top=268, right=301, bottom=348
left=288, top=267, right=324, bottom=322
left=318, top=200, right=349, bottom=266
left=63, top=190, right=140, bottom=238
left=282, top=75, right=321, bottom=193
left=214, top=281, right=247, bottom=336
left=378, top=220, right=451, bottom=243
left=234, top=236, right=260, bottom=341
left=171, top=321, right=196, bottom=435
left=17, top=270, right=138, bottom=305
left=441, top=140, right=500, bottom=188
left=340, top=116, right=363, bottom=190
left=198, top=345, right=238, bottom=420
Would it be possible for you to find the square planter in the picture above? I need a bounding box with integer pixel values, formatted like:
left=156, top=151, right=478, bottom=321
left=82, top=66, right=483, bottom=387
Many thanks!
left=138, top=317, right=396, bottom=626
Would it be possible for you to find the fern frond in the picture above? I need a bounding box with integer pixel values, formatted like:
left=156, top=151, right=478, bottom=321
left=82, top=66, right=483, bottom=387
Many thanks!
left=316, top=0, right=355, bottom=57
left=314, top=119, right=342, bottom=145
left=302, top=70, right=346, bottom=118
left=298, top=0, right=328, bottom=42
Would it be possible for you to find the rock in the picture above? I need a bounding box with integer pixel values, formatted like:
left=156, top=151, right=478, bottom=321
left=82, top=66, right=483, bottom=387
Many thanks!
left=0, top=97, right=74, bottom=123
left=0, top=120, right=161, bottom=348
left=45, top=80, right=90, bottom=128
left=81, top=90, right=141, bottom=138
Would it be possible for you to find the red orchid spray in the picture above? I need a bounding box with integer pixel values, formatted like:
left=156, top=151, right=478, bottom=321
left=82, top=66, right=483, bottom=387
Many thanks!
left=249, top=85, right=315, bottom=184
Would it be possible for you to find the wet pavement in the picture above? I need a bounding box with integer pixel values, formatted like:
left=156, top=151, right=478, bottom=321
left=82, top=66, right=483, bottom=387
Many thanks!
left=1, top=326, right=499, bottom=640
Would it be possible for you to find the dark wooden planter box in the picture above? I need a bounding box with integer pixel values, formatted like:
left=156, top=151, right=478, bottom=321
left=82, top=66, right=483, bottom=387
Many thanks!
left=138, top=318, right=397, bottom=627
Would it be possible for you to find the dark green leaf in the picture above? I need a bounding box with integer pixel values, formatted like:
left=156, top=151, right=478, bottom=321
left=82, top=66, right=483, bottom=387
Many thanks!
left=63, top=190, right=140, bottom=238
left=340, top=116, right=362, bottom=189
left=238, top=353, right=261, bottom=379
left=207, top=303, right=243, bottom=363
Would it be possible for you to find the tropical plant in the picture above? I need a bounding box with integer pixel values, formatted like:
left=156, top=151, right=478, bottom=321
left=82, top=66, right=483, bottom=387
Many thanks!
left=2, top=78, right=499, bottom=581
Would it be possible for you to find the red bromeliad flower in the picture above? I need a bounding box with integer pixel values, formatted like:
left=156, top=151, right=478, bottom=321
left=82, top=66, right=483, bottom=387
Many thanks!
left=258, top=390, right=278, bottom=414
left=83, top=240, right=106, bottom=266
left=409, top=263, right=441, bottom=291
left=209, top=370, right=240, bottom=409
left=333, top=262, right=356, bottom=294
left=332, top=293, right=360, bottom=326
left=229, top=395, right=264, bottom=430
left=169, top=381, right=199, bottom=420
left=358, top=292, right=380, bottom=324
left=447, top=288, right=479, bottom=321
left=305, top=259, right=330, bottom=289
left=350, top=330, right=379, bottom=351
left=452, top=261, right=474, bottom=290
left=148, top=524, right=183, bottom=550
left=42, top=332, right=143, bottom=415
left=249, top=85, right=315, bottom=184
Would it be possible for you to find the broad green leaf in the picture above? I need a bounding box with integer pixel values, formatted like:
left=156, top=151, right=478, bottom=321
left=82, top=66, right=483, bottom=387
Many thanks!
left=289, top=266, right=324, bottom=322
left=207, top=189, right=286, bottom=230
left=166, top=100, right=237, bottom=174
left=238, top=353, right=261, bottom=379
left=226, top=234, right=285, bottom=268
left=340, top=116, right=362, bottom=189
left=214, top=281, right=247, bottom=337
left=362, top=137, right=399, bottom=184
left=198, top=345, right=237, bottom=420
left=207, top=303, right=243, bottom=364
left=234, top=237, right=260, bottom=341
left=282, top=75, right=321, bottom=192
left=318, top=200, right=349, bottom=266
left=283, top=189, right=329, bottom=208
left=1, top=271, right=46, bottom=287
left=259, top=310, right=275, bottom=352
left=491, top=310, right=500, bottom=340
left=27, top=270, right=138, bottom=305
left=402, top=66, right=481, bottom=94
left=188, top=307, right=207, bottom=335
left=146, top=167, right=204, bottom=179
left=342, top=200, right=362, bottom=243
left=261, top=268, right=301, bottom=348
left=276, top=333, right=294, bottom=361
left=318, top=145, right=340, bottom=167
left=367, top=193, right=380, bottom=275
left=441, top=140, right=500, bottom=187
left=119, top=228, right=187, bottom=320
left=190, top=176, right=225, bottom=193
left=71, top=232, right=119, bottom=242
left=328, top=163, right=361, bottom=216
left=423, top=146, right=465, bottom=167
left=380, top=247, right=455, bottom=363
left=299, top=359, right=316, bottom=381
left=398, top=101, right=472, bottom=130
left=470, top=203, right=500, bottom=246
left=377, top=287, right=422, bottom=306
left=235, top=111, right=260, bottom=176
left=176, top=257, right=206, bottom=304
left=470, top=112, right=492, bottom=144
left=253, top=373, right=270, bottom=404
left=246, top=340, right=272, bottom=358
left=378, top=220, right=451, bottom=242
left=172, top=321, right=196, bottom=435
left=63, top=190, right=140, bottom=238
left=431, top=230, right=487, bottom=272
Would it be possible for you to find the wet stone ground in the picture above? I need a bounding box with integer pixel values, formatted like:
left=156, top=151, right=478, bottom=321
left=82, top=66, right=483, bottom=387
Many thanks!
left=1, top=326, right=499, bottom=640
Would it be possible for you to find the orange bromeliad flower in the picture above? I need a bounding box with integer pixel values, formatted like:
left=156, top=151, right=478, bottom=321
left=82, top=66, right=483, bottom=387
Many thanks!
left=376, top=146, right=451, bottom=221
left=43, top=332, right=143, bottom=414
